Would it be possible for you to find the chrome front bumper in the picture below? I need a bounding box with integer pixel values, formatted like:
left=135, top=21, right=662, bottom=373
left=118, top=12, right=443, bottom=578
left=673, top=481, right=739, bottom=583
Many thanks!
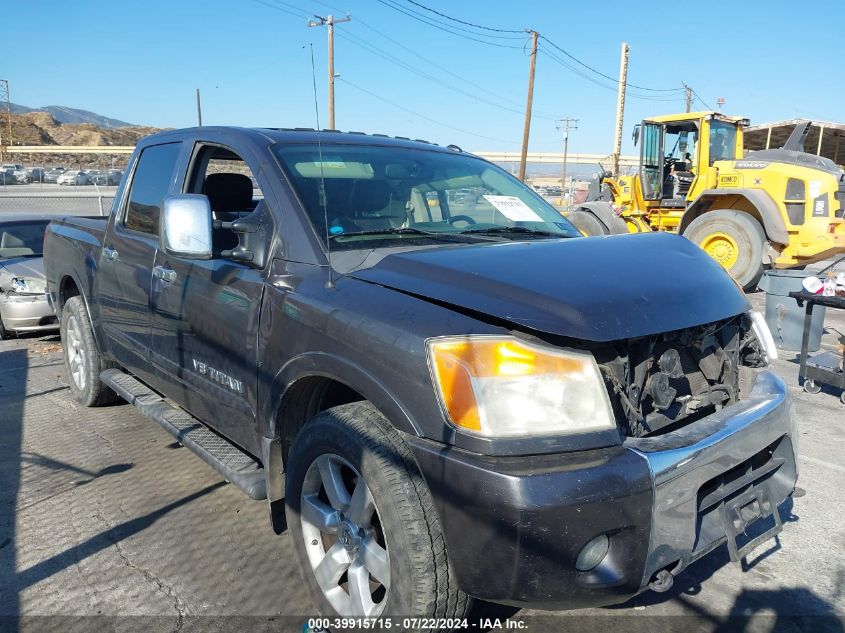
left=626, top=370, right=797, bottom=587
left=0, top=292, right=59, bottom=332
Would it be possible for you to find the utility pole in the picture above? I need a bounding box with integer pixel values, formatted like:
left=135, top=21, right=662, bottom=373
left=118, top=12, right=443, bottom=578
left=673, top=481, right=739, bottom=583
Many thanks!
left=683, top=83, right=693, bottom=113
left=0, top=79, right=12, bottom=163
left=308, top=14, right=351, bottom=130
left=195, top=88, right=203, bottom=126
left=555, top=118, right=578, bottom=200
left=611, top=42, right=629, bottom=177
left=518, top=30, right=538, bottom=182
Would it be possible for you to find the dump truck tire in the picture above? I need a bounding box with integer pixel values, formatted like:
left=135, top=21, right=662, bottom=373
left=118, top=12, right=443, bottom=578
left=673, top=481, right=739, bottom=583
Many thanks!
left=568, top=210, right=609, bottom=236
left=683, top=210, right=765, bottom=289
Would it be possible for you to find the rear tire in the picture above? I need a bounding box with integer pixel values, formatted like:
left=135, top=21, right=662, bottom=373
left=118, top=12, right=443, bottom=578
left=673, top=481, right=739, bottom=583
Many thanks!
left=60, top=296, right=119, bottom=407
left=567, top=210, right=609, bottom=236
left=285, top=402, right=471, bottom=621
left=683, top=210, right=766, bottom=289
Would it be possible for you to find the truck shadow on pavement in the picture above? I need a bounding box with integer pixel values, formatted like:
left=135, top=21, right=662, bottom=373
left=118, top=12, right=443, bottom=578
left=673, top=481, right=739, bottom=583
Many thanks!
left=13, top=480, right=226, bottom=595
left=20, top=451, right=133, bottom=485
left=0, top=346, right=227, bottom=628
left=0, top=348, right=27, bottom=621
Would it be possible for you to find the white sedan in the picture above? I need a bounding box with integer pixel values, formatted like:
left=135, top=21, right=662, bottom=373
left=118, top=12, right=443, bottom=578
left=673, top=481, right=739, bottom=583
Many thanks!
left=57, top=170, right=91, bottom=186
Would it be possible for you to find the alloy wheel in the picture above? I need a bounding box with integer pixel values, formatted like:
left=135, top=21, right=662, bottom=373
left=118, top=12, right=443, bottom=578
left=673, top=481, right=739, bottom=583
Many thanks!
left=300, top=453, right=390, bottom=616
left=65, top=315, right=87, bottom=391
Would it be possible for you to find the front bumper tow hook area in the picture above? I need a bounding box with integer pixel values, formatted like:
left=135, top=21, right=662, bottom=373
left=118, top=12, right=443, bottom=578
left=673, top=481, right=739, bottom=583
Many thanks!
left=649, top=569, right=674, bottom=593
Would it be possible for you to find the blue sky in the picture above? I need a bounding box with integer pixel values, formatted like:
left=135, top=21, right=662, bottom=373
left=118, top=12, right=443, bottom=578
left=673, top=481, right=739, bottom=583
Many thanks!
left=3, top=0, right=842, bottom=154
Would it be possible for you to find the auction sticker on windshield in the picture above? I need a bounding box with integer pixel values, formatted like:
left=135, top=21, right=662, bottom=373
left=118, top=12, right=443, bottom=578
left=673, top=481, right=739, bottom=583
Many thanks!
left=483, top=195, right=543, bottom=222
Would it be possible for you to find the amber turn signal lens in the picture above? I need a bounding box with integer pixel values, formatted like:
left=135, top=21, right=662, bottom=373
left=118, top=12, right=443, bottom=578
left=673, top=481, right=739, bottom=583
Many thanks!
left=427, top=336, right=615, bottom=438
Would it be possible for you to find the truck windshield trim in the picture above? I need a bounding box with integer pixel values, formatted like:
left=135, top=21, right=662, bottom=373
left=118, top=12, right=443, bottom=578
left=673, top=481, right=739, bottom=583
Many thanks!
left=272, top=142, right=580, bottom=250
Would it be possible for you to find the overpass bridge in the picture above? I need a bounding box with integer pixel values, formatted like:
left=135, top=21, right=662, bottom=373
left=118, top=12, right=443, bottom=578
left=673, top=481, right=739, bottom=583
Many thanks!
left=473, top=152, right=638, bottom=168
left=7, top=145, right=638, bottom=167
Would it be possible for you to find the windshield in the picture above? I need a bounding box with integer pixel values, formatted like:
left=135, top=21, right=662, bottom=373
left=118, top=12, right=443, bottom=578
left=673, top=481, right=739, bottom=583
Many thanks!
left=273, top=143, right=580, bottom=249
left=0, top=221, right=49, bottom=258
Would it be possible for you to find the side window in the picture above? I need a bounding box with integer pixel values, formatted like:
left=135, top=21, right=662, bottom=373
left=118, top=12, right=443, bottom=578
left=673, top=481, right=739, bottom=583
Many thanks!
left=124, top=143, right=181, bottom=234
left=187, top=145, right=263, bottom=221
left=186, top=145, right=266, bottom=253
left=709, top=121, right=737, bottom=165
left=205, top=158, right=263, bottom=198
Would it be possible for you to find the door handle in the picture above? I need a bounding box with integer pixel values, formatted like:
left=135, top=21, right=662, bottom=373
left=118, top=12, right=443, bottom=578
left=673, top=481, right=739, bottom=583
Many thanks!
left=102, top=247, right=119, bottom=261
left=153, top=266, right=178, bottom=283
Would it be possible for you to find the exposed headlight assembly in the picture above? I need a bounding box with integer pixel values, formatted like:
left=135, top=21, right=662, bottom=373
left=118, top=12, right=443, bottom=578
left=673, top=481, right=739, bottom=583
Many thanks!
left=748, top=310, right=778, bottom=364
left=427, top=336, right=616, bottom=438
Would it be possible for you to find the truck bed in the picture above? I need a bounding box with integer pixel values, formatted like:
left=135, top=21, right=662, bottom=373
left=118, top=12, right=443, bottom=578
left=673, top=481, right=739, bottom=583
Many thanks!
left=43, top=215, right=109, bottom=326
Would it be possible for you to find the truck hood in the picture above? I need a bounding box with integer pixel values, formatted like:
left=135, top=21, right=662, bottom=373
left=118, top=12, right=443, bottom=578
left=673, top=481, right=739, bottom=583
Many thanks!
left=0, top=256, right=45, bottom=281
left=350, top=232, right=750, bottom=342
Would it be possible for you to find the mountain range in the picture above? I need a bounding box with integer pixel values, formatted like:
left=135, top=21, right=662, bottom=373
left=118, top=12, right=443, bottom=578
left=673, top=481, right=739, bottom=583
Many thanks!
left=9, top=103, right=134, bottom=128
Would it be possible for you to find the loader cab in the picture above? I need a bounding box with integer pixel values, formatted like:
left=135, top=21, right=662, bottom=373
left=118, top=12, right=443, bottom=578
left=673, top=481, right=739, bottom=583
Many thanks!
left=634, top=112, right=746, bottom=205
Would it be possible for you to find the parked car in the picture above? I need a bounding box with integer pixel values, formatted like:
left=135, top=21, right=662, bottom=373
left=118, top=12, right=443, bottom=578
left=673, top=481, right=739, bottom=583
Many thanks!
left=0, top=169, right=16, bottom=185
left=43, top=168, right=67, bottom=183
left=87, top=169, right=122, bottom=186
left=57, top=170, right=91, bottom=186
left=0, top=215, right=58, bottom=338
left=44, top=127, right=796, bottom=619
left=14, top=167, right=46, bottom=184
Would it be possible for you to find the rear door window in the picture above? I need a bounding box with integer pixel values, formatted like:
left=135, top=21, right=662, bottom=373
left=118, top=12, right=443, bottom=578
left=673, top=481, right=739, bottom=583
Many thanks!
left=124, top=143, right=181, bottom=234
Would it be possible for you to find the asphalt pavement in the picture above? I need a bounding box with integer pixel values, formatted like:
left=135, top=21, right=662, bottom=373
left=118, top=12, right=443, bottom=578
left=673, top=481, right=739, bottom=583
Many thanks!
left=0, top=289, right=843, bottom=633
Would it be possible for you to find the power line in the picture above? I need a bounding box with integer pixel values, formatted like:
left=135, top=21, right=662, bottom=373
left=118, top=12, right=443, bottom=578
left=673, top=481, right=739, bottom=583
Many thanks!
left=539, top=35, right=684, bottom=93
left=399, top=0, right=525, bottom=34
left=336, top=30, right=554, bottom=120
left=381, top=0, right=525, bottom=40
left=539, top=44, right=682, bottom=102
left=373, top=0, right=525, bottom=48
left=351, top=16, right=554, bottom=116
left=338, top=77, right=518, bottom=144
left=251, top=0, right=310, bottom=19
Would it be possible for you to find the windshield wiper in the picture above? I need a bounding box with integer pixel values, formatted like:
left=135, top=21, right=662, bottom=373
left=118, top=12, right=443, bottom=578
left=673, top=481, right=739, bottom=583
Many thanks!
left=459, top=226, right=571, bottom=238
left=329, top=227, right=440, bottom=240
left=328, top=227, right=487, bottom=243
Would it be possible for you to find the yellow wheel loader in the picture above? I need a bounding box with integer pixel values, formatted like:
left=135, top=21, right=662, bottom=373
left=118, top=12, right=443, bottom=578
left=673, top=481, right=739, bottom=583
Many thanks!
left=568, top=112, right=845, bottom=288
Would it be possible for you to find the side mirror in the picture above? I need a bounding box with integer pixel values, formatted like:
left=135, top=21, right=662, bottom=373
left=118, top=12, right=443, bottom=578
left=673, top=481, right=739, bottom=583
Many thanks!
left=161, top=194, right=213, bottom=259
left=632, top=124, right=641, bottom=147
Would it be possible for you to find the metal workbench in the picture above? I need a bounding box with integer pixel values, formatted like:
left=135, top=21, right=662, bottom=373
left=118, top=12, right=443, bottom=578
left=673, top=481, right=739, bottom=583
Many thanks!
left=789, top=288, right=845, bottom=405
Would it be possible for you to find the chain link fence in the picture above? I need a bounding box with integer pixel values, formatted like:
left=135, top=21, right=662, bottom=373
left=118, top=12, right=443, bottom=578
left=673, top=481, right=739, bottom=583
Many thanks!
left=0, top=194, right=115, bottom=217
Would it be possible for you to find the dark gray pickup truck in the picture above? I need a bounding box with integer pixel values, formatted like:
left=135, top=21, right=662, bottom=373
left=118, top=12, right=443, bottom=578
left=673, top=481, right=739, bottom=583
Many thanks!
left=44, top=126, right=797, bottom=620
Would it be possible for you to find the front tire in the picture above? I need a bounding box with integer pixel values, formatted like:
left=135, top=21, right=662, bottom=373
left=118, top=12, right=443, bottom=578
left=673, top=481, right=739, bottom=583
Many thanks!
left=285, top=402, right=471, bottom=620
left=60, top=296, right=119, bottom=406
left=683, top=210, right=766, bottom=289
